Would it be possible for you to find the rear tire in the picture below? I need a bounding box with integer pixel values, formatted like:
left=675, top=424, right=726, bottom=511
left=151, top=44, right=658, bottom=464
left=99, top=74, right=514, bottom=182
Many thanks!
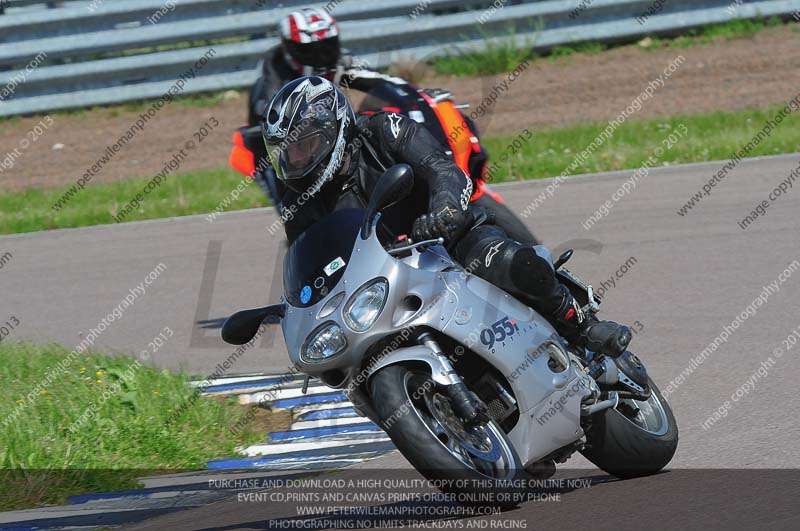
left=369, top=364, right=527, bottom=507
left=581, top=377, right=678, bottom=479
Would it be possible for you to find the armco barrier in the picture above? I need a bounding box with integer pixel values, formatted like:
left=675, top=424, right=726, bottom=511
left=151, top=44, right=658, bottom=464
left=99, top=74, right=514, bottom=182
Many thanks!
left=0, top=0, right=798, bottom=117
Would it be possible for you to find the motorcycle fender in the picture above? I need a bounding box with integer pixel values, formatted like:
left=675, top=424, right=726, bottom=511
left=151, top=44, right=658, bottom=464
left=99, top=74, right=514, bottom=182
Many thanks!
left=366, top=345, right=459, bottom=387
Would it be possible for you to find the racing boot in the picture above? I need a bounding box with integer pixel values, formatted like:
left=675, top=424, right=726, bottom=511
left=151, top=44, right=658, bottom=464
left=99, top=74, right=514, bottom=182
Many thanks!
left=550, top=285, right=632, bottom=358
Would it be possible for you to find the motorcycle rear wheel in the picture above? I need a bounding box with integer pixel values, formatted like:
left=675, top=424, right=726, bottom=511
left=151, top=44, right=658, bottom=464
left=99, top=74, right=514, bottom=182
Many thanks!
left=581, top=377, right=678, bottom=479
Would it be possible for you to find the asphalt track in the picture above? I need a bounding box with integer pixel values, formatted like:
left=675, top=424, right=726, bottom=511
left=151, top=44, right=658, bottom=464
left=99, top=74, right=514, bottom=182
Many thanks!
left=3, top=154, right=800, bottom=529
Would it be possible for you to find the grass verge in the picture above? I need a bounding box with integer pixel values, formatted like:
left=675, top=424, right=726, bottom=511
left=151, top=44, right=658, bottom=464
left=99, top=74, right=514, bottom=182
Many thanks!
left=2, top=105, right=799, bottom=235
left=0, top=167, right=267, bottom=235
left=638, top=15, right=788, bottom=50
left=481, top=104, right=800, bottom=183
left=432, top=29, right=535, bottom=76
left=0, top=342, right=264, bottom=510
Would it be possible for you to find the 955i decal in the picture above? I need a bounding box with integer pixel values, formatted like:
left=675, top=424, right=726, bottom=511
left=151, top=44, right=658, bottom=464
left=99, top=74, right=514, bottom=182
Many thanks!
left=480, top=316, right=531, bottom=351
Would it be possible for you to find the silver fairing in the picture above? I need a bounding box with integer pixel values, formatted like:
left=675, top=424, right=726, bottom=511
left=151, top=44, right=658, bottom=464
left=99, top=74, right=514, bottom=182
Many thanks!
left=280, top=221, right=591, bottom=467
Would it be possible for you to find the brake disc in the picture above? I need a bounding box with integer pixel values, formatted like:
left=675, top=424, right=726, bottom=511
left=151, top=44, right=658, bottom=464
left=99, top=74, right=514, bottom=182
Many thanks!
left=424, top=391, right=502, bottom=462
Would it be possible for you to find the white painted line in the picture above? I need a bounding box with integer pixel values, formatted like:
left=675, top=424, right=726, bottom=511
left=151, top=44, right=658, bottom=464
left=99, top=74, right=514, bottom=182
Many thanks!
left=237, top=385, right=336, bottom=405
left=290, top=418, right=374, bottom=430
left=238, top=437, right=390, bottom=457
left=254, top=458, right=372, bottom=469
left=293, top=402, right=356, bottom=417
left=189, top=374, right=303, bottom=387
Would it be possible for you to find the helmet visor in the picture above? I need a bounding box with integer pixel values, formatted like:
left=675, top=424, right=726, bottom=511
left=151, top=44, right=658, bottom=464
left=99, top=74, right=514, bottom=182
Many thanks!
left=267, top=129, right=335, bottom=187
left=285, top=133, right=323, bottom=171
left=285, top=36, right=340, bottom=69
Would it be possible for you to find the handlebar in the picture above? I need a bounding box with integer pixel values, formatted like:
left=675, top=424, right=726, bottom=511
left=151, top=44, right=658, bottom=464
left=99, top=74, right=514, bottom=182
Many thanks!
left=386, top=236, right=445, bottom=256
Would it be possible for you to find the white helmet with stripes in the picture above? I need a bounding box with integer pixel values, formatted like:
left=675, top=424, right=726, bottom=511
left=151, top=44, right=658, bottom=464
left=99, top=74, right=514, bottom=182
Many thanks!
left=279, top=7, right=341, bottom=77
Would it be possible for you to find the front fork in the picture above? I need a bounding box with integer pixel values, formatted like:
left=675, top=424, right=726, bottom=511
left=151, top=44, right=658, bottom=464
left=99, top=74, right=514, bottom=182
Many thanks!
left=417, top=332, right=490, bottom=426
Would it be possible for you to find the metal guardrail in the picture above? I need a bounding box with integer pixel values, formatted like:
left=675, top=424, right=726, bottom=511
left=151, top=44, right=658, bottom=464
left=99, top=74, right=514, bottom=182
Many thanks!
left=0, top=0, right=79, bottom=10
left=0, top=0, right=798, bottom=117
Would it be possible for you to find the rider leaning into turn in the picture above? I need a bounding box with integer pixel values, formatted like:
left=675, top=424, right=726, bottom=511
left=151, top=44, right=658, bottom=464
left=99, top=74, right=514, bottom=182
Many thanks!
left=246, top=6, right=537, bottom=244
left=262, top=76, right=633, bottom=381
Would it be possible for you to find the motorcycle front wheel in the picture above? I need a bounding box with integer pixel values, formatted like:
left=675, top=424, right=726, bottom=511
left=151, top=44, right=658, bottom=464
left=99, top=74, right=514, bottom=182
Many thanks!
left=581, top=376, right=678, bottom=478
left=369, top=364, right=527, bottom=507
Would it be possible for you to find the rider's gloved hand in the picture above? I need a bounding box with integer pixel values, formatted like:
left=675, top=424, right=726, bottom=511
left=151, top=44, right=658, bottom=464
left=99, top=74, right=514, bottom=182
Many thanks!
left=412, top=205, right=470, bottom=244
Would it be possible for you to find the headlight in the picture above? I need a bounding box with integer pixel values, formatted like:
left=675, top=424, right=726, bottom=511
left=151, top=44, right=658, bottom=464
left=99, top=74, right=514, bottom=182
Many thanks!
left=317, top=291, right=345, bottom=319
left=302, top=322, right=347, bottom=363
left=343, top=278, right=388, bottom=332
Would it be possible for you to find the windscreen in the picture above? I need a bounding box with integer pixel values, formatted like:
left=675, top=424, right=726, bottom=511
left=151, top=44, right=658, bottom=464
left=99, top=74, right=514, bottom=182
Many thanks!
left=283, top=208, right=364, bottom=308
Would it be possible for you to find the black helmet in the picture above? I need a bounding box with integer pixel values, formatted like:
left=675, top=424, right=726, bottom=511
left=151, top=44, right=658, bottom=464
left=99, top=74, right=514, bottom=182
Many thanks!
left=262, top=76, right=356, bottom=195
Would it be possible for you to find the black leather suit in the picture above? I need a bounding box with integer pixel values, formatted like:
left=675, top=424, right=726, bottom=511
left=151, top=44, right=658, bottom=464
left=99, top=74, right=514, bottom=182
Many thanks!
left=282, top=112, right=564, bottom=315
left=247, top=46, right=538, bottom=246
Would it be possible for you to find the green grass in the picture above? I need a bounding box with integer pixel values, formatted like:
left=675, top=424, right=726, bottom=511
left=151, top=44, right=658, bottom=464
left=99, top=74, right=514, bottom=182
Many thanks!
left=638, top=16, right=787, bottom=50
left=2, top=105, right=799, bottom=235
left=481, top=105, right=800, bottom=183
left=0, top=341, right=263, bottom=510
left=432, top=29, right=535, bottom=76
left=0, top=167, right=267, bottom=235
left=547, top=42, right=608, bottom=59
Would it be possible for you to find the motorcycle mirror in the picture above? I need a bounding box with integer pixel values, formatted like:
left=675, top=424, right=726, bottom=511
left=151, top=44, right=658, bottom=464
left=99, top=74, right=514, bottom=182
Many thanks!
left=361, top=164, right=414, bottom=239
left=554, top=249, right=574, bottom=270
left=221, top=304, right=285, bottom=345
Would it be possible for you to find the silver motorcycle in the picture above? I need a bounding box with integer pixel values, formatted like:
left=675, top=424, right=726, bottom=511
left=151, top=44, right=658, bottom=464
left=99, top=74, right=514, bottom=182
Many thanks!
left=223, top=165, right=677, bottom=504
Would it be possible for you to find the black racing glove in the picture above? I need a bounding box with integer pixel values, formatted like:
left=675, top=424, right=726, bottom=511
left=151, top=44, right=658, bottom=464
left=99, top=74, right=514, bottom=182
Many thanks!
left=412, top=205, right=470, bottom=245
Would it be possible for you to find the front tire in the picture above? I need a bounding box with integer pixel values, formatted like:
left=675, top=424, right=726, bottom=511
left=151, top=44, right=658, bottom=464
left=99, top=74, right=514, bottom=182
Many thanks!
left=369, top=364, right=526, bottom=506
left=581, top=377, right=678, bottom=479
